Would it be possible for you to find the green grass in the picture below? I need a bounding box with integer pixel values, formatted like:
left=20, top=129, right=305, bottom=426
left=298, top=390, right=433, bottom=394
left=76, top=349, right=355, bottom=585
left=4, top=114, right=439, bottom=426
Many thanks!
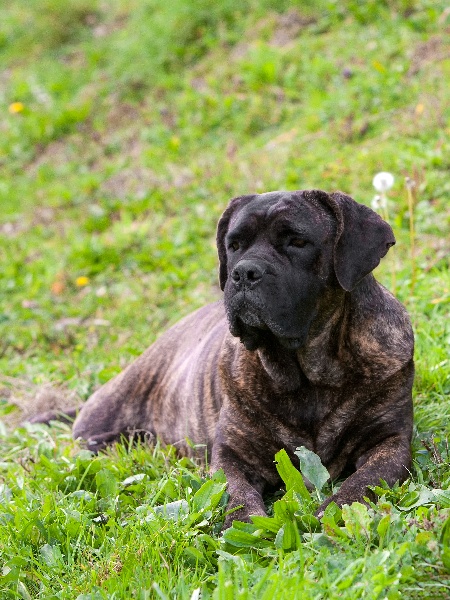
left=1, top=0, right=450, bottom=597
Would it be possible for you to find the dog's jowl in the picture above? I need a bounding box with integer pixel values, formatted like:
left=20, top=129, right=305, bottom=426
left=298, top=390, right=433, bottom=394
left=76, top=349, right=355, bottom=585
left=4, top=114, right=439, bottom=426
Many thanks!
left=46, top=190, right=416, bottom=524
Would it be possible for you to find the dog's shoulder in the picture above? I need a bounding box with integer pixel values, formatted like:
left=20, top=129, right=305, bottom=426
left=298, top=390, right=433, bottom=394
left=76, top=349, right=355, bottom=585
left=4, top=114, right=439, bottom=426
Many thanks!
left=347, top=275, right=414, bottom=379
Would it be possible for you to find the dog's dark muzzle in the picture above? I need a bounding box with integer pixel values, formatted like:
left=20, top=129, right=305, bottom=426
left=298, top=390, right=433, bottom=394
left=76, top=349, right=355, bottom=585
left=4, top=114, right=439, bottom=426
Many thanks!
left=231, top=260, right=266, bottom=290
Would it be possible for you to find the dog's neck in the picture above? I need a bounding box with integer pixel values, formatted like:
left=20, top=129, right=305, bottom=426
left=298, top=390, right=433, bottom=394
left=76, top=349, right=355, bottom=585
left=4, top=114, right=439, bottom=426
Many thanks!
left=257, top=286, right=349, bottom=389
left=296, top=286, right=349, bottom=387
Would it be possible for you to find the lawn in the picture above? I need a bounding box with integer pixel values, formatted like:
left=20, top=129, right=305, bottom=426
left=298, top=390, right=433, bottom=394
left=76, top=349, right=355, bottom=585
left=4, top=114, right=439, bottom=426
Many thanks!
left=0, top=0, right=449, bottom=598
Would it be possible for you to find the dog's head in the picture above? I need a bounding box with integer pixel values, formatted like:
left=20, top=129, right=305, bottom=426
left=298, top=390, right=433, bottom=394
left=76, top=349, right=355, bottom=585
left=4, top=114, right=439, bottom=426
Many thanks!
left=217, top=190, right=395, bottom=351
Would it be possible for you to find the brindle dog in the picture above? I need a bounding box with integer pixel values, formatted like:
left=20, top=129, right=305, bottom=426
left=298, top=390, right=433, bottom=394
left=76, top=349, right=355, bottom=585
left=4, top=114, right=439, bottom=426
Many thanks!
left=33, top=190, right=414, bottom=524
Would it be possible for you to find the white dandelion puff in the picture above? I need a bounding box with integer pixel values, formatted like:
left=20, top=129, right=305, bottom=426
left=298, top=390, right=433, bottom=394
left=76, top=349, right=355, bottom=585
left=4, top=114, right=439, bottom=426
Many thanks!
left=371, top=195, right=387, bottom=210
left=372, top=172, right=395, bottom=193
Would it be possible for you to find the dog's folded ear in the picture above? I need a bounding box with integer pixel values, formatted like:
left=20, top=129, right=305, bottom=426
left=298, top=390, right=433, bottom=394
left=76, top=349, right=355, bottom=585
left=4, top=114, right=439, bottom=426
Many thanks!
left=329, top=191, right=396, bottom=292
left=216, top=195, right=255, bottom=290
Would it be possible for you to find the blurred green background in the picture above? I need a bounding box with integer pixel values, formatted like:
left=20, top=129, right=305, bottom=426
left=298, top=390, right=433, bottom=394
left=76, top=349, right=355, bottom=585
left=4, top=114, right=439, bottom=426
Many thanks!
left=0, top=0, right=448, bottom=405
left=1, top=2, right=450, bottom=598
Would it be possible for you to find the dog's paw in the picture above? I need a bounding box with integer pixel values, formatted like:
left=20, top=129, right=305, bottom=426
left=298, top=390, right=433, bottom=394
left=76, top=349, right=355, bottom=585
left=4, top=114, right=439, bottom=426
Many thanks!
left=221, top=491, right=267, bottom=530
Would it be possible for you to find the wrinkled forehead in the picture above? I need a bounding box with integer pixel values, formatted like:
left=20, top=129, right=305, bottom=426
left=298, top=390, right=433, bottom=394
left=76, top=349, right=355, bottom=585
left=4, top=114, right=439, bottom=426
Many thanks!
left=229, top=191, right=336, bottom=238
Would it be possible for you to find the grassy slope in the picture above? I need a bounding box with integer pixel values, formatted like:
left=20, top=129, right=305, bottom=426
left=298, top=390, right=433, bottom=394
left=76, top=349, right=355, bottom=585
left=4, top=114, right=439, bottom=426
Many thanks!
left=0, top=0, right=450, bottom=597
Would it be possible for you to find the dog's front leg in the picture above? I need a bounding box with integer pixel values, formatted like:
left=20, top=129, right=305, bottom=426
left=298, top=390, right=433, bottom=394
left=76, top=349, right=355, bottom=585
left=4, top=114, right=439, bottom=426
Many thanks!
left=316, top=434, right=411, bottom=517
left=211, top=429, right=267, bottom=528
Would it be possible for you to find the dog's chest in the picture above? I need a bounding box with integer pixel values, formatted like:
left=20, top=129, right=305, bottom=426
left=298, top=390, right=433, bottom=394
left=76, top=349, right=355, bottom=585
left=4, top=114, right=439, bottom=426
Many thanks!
left=261, top=385, right=358, bottom=468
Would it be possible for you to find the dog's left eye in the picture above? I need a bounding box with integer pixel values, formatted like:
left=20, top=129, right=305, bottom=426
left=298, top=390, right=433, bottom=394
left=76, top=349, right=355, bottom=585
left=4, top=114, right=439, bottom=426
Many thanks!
left=229, top=241, right=240, bottom=251
left=289, top=238, right=308, bottom=248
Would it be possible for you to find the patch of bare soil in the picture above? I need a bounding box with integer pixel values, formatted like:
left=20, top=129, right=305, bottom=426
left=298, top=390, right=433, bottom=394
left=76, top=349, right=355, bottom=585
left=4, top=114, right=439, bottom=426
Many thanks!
left=270, top=9, right=317, bottom=47
left=27, top=139, right=78, bottom=174
left=102, top=166, right=163, bottom=199
left=408, top=34, right=450, bottom=76
left=230, top=9, right=316, bottom=59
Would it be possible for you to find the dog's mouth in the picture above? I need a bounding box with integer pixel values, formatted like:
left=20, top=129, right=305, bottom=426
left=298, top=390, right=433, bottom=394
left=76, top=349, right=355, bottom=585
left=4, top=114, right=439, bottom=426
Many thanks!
left=230, top=318, right=267, bottom=351
left=227, top=296, right=305, bottom=351
left=227, top=294, right=266, bottom=333
left=231, top=315, right=304, bottom=351
left=227, top=296, right=268, bottom=351
left=234, top=308, right=267, bottom=330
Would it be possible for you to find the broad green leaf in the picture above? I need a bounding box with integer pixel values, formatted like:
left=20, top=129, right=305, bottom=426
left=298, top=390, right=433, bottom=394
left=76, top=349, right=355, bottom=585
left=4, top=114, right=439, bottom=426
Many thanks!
left=64, top=509, right=84, bottom=537
left=342, top=502, right=372, bottom=539
left=274, top=449, right=309, bottom=500
left=432, top=489, right=450, bottom=508
left=442, top=547, right=450, bottom=573
left=153, top=499, right=189, bottom=520
left=158, top=478, right=177, bottom=500
left=274, top=520, right=298, bottom=550
left=376, top=514, right=391, bottom=540
left=397, top=486, right=434, bottom=511
left=250, top=515, right=283, bottom=534
left=322, top=501, right=342, bottom=523
left=216, top=550, right=245, bottom=565
left=320, top=503, right=348, bottom=540
left=222, top=526, right=272, bottom=548
left=283, top=521, right=298, bottom=550
left=228, top=520, right=260, bottom=534
left=192, top=478, right=227, bottom=513
left=294, top=446, right=329, bottom=492
left=440, top=515, right=450, bottom=546
left=294, top=513, right=321, bottom=532
left=399, top=491, right=420, bottom=507
left=182, top=546, right=207, bottom=566
left=273, top=497, right=300, bottom=522
left=211, top=469, right=227, bottom=484
left=40, top=544, right=64, bottom=569
left=17, top=582, right=32, bottom=600
left=274, top=525, right=285, bottom=549
left=121, top=473, right=146, bottom=486
left=0, top=484, right=12, bottom=503
left=95, top=468, right=118, bottom=498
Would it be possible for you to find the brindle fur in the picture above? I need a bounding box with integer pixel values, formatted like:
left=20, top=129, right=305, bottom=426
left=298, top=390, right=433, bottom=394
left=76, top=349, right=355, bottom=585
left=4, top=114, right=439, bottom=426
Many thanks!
left=31, top=190, right=414, bottom=525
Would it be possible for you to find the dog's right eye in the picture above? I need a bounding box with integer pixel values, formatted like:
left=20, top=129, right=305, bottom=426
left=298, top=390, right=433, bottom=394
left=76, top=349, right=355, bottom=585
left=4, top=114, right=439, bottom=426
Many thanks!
left=229, top=241, right=240, bottom=251
left=289, top=238, right=308, bottom=248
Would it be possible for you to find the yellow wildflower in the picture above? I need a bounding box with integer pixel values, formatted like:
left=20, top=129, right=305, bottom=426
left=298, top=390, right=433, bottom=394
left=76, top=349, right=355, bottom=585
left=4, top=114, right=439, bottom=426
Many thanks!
left=75, top=276, right=90, bottom=287
left=8, top=102, right=25, bottom=114
left=372, top=60, right=386, bottom=73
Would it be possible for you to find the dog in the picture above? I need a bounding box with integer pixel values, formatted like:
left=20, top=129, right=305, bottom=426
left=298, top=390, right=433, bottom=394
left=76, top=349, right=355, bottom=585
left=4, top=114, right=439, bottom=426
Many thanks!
left=32, top=190, right=414, bottom=524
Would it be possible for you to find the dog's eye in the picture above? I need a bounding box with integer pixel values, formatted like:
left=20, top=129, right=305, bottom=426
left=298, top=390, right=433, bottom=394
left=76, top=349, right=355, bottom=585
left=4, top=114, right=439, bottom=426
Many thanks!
left=289, top=238, right=308, bottom=248
left=229, top=241, right=240, bottom=251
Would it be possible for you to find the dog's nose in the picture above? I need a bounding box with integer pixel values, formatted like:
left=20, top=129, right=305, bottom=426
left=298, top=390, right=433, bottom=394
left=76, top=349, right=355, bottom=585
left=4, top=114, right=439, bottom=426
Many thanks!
left=231, top=260, right=264, bottom=289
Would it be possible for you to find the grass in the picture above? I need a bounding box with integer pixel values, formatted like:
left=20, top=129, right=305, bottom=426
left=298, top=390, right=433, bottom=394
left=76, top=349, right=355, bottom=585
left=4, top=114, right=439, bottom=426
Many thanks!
left=0, top=0, right=450, bottom=597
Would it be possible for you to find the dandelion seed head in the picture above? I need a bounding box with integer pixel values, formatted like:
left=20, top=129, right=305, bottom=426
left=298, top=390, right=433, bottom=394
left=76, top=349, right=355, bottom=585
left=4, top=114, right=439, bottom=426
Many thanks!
left=373, top=172, right=395, bottom=193
left=371, top=195, right=387, bottom=210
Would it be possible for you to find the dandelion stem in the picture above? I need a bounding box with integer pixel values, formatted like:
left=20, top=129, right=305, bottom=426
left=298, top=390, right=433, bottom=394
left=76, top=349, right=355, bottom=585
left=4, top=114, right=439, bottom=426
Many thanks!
left=405, top=178, right=416, bottom=294
left=372, top=171, right=396, bottom=293
left=380, top=193, right=396, bottom=293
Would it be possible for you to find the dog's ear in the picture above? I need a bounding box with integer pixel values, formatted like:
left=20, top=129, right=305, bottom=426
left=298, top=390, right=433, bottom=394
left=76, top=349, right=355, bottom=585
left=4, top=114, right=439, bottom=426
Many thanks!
left=217, top=195, right=255, bottom=290
left=328, top=191, right=395, bottom=292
